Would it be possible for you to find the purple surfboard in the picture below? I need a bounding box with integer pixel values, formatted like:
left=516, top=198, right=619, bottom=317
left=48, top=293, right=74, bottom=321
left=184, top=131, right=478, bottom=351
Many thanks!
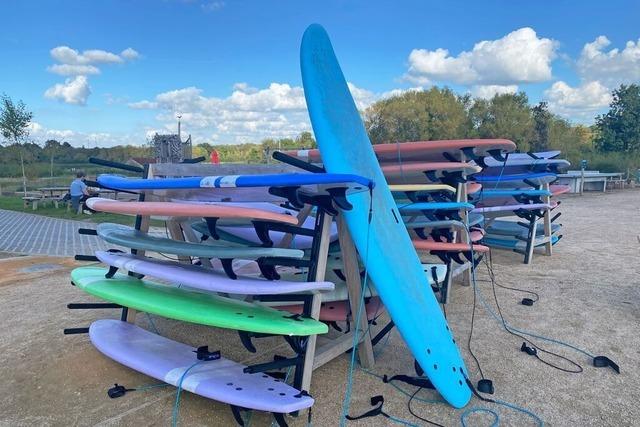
left=472, top=203, right=553, bottom=214
left=89, top=319, right=314, bottom=413
left=96, top=251, right=334, bottom=295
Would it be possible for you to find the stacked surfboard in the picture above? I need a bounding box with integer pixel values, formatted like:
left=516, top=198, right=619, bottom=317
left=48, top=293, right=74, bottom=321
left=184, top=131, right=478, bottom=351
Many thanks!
left=70, top=172, right=395, bottom=424
left=284, top=139, right=522, bottom=276
left=64, top=24, right=579, bottom=425
left=469, top=151, right=570, bottom=258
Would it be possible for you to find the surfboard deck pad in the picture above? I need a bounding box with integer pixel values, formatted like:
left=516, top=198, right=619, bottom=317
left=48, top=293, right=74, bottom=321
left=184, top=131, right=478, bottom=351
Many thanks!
left=72, top=267, right=327, bottom=336
left=90, top=319, right=314, bottom=413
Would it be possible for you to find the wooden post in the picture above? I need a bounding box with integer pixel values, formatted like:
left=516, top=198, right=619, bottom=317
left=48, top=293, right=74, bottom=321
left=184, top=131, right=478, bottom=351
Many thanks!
left=278, top=205, right=313, bottom=248
left=300, top=211, right=333, bottom=392
left=337, top=215, right=375, bottom=368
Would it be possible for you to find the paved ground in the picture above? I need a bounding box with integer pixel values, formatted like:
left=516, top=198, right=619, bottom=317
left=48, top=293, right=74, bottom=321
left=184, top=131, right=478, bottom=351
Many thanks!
left=0, top=190, right=639, bottom=426
left=0, top=209, right=111, bottom=256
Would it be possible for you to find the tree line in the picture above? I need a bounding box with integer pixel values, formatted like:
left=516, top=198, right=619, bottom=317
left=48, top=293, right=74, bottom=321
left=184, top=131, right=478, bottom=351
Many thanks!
left=2, top=84, right=640, bottom=178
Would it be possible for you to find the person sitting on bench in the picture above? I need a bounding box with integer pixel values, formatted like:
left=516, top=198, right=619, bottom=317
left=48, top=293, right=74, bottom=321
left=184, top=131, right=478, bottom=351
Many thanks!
left=69, top=171, right=96, bottom=214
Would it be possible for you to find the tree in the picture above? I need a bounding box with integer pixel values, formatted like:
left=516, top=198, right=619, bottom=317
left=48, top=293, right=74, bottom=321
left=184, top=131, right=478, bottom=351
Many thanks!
left=531, top=102, right=551, bottom=152
left=594, top=84, right=640, bottom=153
left=0, top=94, right=33, bottom=195
left=469, top=92, right=534, bottom=151
left=364, top=87, right=471, bottom=144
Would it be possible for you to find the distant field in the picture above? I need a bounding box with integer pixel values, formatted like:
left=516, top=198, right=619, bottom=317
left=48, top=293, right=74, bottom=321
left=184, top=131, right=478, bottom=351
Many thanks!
left=0, top=196, right=164, bottom=227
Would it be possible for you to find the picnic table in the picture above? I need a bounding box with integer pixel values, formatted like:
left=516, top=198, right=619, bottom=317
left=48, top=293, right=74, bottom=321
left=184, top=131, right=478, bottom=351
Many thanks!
left=38, top=186, right=69, bottom=198
left=557, top=171, right=624, bottom=193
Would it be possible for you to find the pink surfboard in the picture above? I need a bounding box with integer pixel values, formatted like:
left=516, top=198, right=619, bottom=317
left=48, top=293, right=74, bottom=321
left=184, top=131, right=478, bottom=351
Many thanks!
left=550, top=184, right=570, bottom=196
left=382, top=161, right=482, bottom=184
left=467, top=182, right=482, bottom=194
left=277, top=296, right=383, bottom=322
left=86, top=198, right=299, bottom=224
left=284, top=139, right=516, bottom=163
left=413, top=240, right=490, bottom=253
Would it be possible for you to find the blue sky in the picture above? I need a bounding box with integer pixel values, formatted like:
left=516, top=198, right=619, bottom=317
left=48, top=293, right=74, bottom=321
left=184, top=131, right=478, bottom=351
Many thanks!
left=1, top=0, right=639, bottom=147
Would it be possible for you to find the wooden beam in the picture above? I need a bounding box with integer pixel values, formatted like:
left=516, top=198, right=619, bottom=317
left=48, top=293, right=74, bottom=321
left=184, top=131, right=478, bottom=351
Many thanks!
left=336, top=215, right=375, bottom=368
left=300, top=211, right=334, bottom=392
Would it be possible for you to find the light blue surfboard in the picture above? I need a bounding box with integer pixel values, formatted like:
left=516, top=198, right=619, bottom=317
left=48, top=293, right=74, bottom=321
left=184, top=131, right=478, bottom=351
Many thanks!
left=300, top=24, right=471, bottom=407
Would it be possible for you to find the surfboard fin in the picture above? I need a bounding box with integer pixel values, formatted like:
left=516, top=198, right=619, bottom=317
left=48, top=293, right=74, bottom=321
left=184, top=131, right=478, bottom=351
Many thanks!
left=326, top=186, right=353, bottom=210
left=230, top=405, right=249, bottom=426
left=252, top=222, right=274, bottom=247
left=268, top=186, right=305, bottom=208
left=487, top=148, right=507, bottom=162
left=220, top=258, right=238, bottom=280
left=204, top=217, right=220, bottom=240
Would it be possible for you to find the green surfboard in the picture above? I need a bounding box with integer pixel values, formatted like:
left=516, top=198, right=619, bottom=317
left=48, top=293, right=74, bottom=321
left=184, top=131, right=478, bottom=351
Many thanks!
left=71, top=267, right=328, bottom=336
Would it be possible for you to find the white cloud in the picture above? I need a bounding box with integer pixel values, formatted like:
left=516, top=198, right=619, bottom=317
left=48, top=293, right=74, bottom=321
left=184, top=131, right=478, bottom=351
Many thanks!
left=471, top=84, right=518, bottom=99
left=201, top=1, right=225, bottom=12
left=45, top=45, right=139, bottom=105
left=44, top=76, right=91, bottom=105
left=28, top=121, right=139, bottom=147
left=128, top=100, right=159, bottom=109
left=128, top=81, right=397, bottom=144
left=47, top=64, right=100, bottom=76
left=544, top=80, right=612, bottom=121
left=577, top=36, right=640, bottom=87
left=50, top=46, right=123, bottom=65
left=405, top=27, right=557, bottom=86
left=120, top=48, right=140, bottom=60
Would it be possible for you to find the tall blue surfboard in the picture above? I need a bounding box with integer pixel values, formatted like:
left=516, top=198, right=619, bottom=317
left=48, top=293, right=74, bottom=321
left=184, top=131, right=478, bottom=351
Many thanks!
left=301, top=24, right=471, bottom=408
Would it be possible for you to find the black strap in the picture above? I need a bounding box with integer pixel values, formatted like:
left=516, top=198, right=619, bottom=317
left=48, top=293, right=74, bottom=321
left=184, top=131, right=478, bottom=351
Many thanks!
left=383, top=374, right=434, bottom=390
left=345, top=395, right=389, bottom=421
left=593, top=356, right=620, bottom=373
left=107, top=383, right=135, bottom=398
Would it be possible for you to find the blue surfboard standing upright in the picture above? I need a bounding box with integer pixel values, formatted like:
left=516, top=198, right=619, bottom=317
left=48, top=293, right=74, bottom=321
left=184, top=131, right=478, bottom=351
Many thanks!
left=300, top=24, right=472, bottom=408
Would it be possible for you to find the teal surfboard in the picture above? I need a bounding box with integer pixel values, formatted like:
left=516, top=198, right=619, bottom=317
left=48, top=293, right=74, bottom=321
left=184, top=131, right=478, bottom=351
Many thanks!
left=300, top=24, right=471, bottom=407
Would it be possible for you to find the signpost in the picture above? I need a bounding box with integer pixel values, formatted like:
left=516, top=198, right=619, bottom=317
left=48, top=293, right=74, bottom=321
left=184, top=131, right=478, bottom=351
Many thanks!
left=580, top=159, right=587, bottom=195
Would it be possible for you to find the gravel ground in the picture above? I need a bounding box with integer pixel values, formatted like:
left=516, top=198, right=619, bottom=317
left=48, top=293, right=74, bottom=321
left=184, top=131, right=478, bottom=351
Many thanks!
left=0, top=188, right=638, bottom=426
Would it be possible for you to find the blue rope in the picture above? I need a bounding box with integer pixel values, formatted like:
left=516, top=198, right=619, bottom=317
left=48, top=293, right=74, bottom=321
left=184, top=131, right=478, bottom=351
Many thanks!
left=460, top=407, right=499, bottom=427
left=172, top=361, right=204, bottom=427
left=465, top=224, right=594, bottom=359
left=339, top=230, right=371, bottom=426
left=492, top=399, right=545, bottom=426
left=145, top=313, right=160, bottom=335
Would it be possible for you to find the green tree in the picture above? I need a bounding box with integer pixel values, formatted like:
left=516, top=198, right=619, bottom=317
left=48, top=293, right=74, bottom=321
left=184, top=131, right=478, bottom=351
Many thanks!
left=594, top=84, right=640, bottom=153
left=0, top=94, right=34, bottom=195
left=364, top=87, right=471, bottom=144
left=531, top=102, right=551, bottom=152
left=469, top=92, right=533, bottom=151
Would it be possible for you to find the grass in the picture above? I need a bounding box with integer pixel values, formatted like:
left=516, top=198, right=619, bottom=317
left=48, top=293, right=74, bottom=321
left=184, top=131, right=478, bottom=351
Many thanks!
left=0, top=196, right=164, bottom=227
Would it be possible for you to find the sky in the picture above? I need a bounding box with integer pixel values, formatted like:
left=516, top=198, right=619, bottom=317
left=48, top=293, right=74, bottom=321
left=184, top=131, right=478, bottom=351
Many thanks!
left=1, top=0, right=639, bottom=147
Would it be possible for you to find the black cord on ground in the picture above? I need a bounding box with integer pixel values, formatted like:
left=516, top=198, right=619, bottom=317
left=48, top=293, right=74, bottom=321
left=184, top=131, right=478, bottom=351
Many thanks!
left=407, top=387, right=446, bottom=427
left=467, top=270, right=485, bottom=380
left=485, top=253, right=583, bottom=373
left=484, top=251, right=539, bottom=303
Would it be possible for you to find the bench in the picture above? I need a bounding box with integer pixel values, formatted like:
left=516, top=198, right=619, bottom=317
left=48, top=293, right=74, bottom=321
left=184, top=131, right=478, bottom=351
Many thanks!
left=22, top=196, right=42, bottom=210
